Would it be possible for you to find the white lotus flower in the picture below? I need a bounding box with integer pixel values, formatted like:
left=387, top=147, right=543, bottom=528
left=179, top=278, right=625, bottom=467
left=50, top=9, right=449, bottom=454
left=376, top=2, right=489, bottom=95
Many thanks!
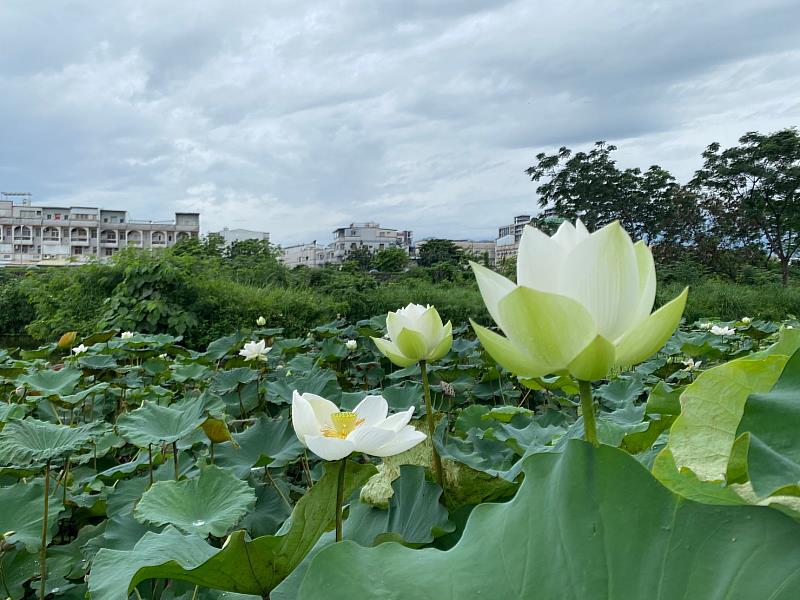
left=120, top=331, right=134, bottom=339
left=681, top=357, right=702, bottom=371
left=741, top=317, right=752, bottom=325
left=345, top=339, right=358, bottom=352
left=372, top=303, right=452, bottom=367
left=291, top=392, right=426, bottom=461
left=470, top=220, right=687, bottom=381
left=256, top=316, right=266, bottom=327
left=710, top=325, right=735, bottom=336
left=239, top=339, right=271, bottom=361
left=72, top=344, right=88, bottom=355
left=699, top=322, right=712, bottom=330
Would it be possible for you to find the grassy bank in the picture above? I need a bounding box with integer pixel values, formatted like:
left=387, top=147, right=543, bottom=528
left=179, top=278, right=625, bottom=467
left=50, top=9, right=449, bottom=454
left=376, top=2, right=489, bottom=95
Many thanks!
left=0, top=251, right=797, bottom=349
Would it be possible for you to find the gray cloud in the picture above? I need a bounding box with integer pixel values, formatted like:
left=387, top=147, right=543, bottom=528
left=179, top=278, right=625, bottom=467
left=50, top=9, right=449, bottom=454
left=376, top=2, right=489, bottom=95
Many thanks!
left=0, top=0, right=799, bottom=244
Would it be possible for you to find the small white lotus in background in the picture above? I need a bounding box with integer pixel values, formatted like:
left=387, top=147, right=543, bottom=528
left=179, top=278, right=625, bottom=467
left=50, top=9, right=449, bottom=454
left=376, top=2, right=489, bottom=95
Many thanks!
left=698, top=322, right=712, bottom=330
left=681, top=357, right=702, bottom=371
left=120, top=331, right=134, bottom=339
left=72, top=344, right=88, bottom=355
left=710, top=325, right=735, bottom=336
left=292, top=391, right=426, bottom=461
left=239, top=339, right=271, bottom=362
left=345, top=339, right=358, bottom=352
left=256, top=316, right=266, bottom=327
left=741, top=317, right=752, bottom=325
left=372, top=303, right=452, bottom=367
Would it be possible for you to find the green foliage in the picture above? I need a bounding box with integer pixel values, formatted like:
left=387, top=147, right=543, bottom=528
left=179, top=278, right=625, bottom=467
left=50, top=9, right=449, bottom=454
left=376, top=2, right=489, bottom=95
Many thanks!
left=417, top=239, right=464, bottom=268
left=692, top=128, right=800, bottom=285
left=372, top=247, right=408, bottom=272
left=526, top=141, right=702, bottom=246
left=294, top=442, right=800, bottom=600
left=133, top=465, right=256, bottom=537
left=89, top=462, right=375, bottom=599
left=0, top=312, right=799, bottom=598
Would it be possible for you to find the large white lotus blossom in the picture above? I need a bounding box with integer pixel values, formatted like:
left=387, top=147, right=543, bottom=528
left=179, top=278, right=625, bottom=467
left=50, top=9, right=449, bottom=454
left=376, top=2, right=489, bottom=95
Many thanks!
left=471, top=220, right=687, bottom=381
left=372, top=303, right=452, bottom=367
left=291, top=392, right=426, bottom=461
left=72, top=344, right=88, bottom=355
left=120, top=331, right=134, bottom=339
left=710, top=325, right=735, bottom=336
left=239, top=339, right=271, bottom=362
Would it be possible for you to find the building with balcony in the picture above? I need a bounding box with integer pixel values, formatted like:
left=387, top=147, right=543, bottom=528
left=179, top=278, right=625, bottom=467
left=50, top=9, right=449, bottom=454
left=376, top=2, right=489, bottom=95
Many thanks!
left=325, top=222, right=413, bottom=264
left=0, top=194, right=200, bottom=266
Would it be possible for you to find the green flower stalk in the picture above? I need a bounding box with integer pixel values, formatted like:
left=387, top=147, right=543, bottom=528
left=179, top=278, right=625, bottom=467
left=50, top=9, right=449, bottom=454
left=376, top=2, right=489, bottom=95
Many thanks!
left=372, top=303, right=453, bottom=489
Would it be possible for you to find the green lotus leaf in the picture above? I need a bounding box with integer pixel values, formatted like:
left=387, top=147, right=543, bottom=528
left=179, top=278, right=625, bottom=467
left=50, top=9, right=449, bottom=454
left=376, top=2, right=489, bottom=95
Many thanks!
left=0, top=479, right=64, bottom=552
left=171, top=363, right=212, bottom=383
left=665, top=329, right=800, bottom=482
left=272, top=465, right=453, bottom=600
left=77, top=354, right=119, bottom=370
left=134, top=465, right=256, bottom=537
left=210, top=367, right=259, bottom=394
left=295, top=441, right=800, bottom=600
left=19, top=367, right=82, bottom=397
left=268, top=366, right=339, bottom=405
left=0, top=418, right=96, bottom=465
left=213, top=416, right=304, bottom=479
left=736, top=349, right=800, bottom=498
left=88, top=461, right=375, bottom=599
left=116, top=401, right=206, bottom=447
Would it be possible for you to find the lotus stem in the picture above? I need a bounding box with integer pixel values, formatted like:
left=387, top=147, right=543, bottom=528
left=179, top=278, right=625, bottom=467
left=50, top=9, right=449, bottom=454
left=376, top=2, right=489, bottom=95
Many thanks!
left=578, top=380, right=599, bottom=447
left=62, top=458, right=70, bottom=506
left=419, top=361, right=445, bottom=490
left=172, top=441, right=179, bottom=480
left=148, top=444, right=154, bottom=488
left=335, top=458, right=347, bottom=542
left=40, top=459, right=50, bottom=600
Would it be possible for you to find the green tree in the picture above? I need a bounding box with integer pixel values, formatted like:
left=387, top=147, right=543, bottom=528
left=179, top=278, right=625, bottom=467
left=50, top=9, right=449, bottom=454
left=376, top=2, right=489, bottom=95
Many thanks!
left=372, top=247, right=408, bottom=272
left=417, top=239, right=464, bottom=268
left=691, top=128, right=800, bottom=285
left=342, top=246, right=373, bottom=272
left=526, top=142, right=700, bottom=245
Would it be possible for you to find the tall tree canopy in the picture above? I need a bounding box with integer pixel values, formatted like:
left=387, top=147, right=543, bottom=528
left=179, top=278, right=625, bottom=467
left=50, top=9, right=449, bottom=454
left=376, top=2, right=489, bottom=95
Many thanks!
left=525, top=141, right=702, bottom=248
left=691, top=128, right=800, bottom=285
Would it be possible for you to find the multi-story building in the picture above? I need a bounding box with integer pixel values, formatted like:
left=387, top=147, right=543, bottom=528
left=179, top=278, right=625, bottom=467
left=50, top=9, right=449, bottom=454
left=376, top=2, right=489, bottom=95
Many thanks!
left=325, top=222, right=413, bottom=264
left=281, top=242, right=327, bottom=268
left=0, top=194, right=199, bottom=266
left=211, top=227, right=270, bottom=246
left=495, top=214, right=533, bottom=263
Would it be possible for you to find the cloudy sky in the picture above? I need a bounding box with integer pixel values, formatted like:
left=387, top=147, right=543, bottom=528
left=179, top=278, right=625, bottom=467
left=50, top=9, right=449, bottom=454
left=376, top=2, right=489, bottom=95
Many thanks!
left=1, top=1, right=799, bottom=244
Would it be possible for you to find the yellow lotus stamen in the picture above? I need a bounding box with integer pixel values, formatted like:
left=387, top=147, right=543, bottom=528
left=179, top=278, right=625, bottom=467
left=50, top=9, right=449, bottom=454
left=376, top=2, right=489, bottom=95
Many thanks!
left=322, top=412, right=365, bottom=439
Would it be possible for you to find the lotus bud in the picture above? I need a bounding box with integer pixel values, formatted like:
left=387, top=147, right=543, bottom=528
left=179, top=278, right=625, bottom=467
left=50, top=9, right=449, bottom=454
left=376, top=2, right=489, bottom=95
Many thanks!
left=372, top=304, right=453, bottom=367
left=470, top=220, right=687, bottom=381
left=57, top=331, right=77, bottom=349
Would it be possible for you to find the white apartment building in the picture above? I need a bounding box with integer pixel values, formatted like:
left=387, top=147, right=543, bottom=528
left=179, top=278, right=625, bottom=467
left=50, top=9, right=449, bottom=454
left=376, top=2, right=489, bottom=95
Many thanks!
left=0, top=194, right=200, bottom=266
left=281, top=242, right=326, bottom=268
left=325, top=222, right=413, bottom=264
left=495, top=214, right=533, bottom=263
left=211, top=227, right=270, bottom=245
